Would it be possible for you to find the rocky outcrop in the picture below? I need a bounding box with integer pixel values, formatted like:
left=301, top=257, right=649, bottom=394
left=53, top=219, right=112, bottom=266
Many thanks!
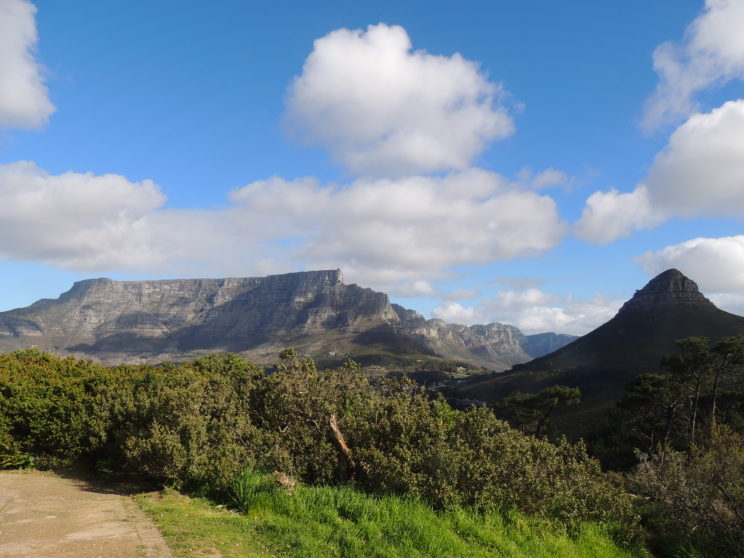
left=0, top=270, right=571, bottom=368
left=618, top=269, right=716, bottom=313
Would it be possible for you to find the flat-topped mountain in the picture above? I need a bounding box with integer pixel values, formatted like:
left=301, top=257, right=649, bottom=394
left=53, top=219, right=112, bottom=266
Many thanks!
left=0, top=270, right=570, bottom=368
left=453, top=269, right=744, bottom=425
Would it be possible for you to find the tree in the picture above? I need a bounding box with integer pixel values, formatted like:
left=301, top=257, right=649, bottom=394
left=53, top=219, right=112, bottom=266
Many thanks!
left=601, top=336, right=744, bottom=471
left=617, top=373, right=685, bottom=453
left=708, top=336, right=744, bottom=434
left=661, top=337, right=712, bottom=446
left=492, top=385, right=581, bottom=438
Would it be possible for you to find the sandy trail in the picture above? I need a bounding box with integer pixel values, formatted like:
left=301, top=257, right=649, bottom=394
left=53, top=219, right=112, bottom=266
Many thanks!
left=0, top=470, right=172, bottom=558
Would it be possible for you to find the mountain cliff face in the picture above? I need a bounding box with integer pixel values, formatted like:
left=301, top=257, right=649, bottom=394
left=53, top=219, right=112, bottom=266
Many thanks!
left=617, top=268, right=716, bottom=313
left=0, top=270, right=565, bottom=368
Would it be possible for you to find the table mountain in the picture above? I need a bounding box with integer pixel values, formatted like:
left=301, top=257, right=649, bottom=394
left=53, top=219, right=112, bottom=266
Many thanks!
left=0, top=270, right=569, bottom=368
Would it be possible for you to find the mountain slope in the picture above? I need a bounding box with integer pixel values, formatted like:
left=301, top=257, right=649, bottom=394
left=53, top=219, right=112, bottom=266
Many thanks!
left=454, top=269, right=744, bottom=422
left=0, top=270, right=571, bottom=368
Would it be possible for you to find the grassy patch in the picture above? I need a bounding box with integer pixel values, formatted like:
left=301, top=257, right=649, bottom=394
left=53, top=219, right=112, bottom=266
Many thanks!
left=137, top=470, right=646, bottom=558
left=136, top=490, right=273, bottom=558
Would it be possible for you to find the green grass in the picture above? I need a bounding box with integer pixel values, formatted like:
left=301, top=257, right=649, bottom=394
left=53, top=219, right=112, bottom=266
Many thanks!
left=137, top=469, right=647, bottom=558
left=136, top=490, right=274, bottom=558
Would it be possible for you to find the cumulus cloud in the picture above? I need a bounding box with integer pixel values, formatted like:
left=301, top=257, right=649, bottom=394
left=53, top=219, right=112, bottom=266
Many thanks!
left=636, top=235, right=744, bottom=293
left=708, top=293, right=744, bottom=316
left=576, top=99, right=744, bottom=244
left=573, top=186, right=662, bottom=244
left=643, top=0, right=744, bottom=130
left=384, top=280, right=437, bottom=297
left=484, top=289, right=622, bottom=335
left=0, top=161, right=165, bottom=269
left=431, top=301, right=480, bottom=324
left=231, top=169, right=566, bottom=288
left=581, top=0, right=744, bottom=246
left=0, top=163, right=566, bottom=291
left=644, top=99, right=744, bottom=217
left=0, top=0, right=55, bottom=128
left=285, top=23, right=514, bottom=176
left=433, top=288, right=622, bottom=335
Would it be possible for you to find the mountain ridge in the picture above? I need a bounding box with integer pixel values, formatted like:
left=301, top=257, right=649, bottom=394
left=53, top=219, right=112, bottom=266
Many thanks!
left=0, top=269, right=573, bottom=369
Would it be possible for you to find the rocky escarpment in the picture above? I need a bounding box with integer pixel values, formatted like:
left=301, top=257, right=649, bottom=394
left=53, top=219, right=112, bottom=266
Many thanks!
left=0, top=270, right=569, bottom=368
left=618, top=268, right=716, bottom=313
left=389, top=305, right=532, bottom=369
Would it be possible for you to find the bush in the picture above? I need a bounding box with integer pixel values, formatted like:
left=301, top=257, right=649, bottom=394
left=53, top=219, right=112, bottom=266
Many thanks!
left=114, top=354, right=265, bottom=493
left=0, top=349, right=639, bottom=540
left=0, top=349, right=103, bottom=467
left=630, top=428, right=744, bottom=556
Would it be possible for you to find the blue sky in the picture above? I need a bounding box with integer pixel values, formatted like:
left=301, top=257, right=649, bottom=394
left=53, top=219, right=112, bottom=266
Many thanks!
left=1, top=0, right=743, bottom=335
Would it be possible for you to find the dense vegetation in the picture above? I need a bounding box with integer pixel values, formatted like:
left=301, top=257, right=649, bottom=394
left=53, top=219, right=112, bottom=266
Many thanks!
left=0, top=349, right=639, bottom=545
left=511, top=336, right=744, bottom=557
left=3, top=340, right=743, bottom=556
left=606, top=337, right=744, bottom=557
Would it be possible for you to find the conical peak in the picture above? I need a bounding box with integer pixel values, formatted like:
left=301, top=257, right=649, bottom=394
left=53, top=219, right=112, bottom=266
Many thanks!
left=619, top=269, right=715, bottom=314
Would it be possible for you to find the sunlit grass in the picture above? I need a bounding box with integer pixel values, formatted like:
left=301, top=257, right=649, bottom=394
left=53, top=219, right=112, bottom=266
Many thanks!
left=137, top=469, right=646, bottom=558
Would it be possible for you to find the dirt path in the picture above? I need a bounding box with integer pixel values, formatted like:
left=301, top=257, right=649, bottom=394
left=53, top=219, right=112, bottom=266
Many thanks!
left=0, top=470, right=172, bottom=558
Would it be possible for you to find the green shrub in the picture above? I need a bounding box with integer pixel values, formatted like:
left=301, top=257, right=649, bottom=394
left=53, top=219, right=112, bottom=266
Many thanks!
left=630, top=428, right=744, bottom=556
left=115, top=354, right=265, bottom=493
left=0, top=349, right=103, bottom=467
left=0, top=349, right=639, bottom=542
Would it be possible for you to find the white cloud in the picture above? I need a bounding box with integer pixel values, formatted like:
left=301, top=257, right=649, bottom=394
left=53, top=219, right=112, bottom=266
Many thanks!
left=636, top=235, right=744, bottom=294
left=0, top=163, right=566, bottom=292
left=573, top=185, right=661, bottom=244
left=0, top=161, right=165, bottom=269
left=516, top=167, right=569, bottom=189
left=387, top=280, right=437, bottom=297
left=0, top=0, right=55, bottom=129
left=433, top=287, right=622, bottom=335
left=432, top=301, right=480, bottom=324
left=644, top=99, right=744, bottom=216
left=581, top=0, right=744, bottom=246
left=485, top=289, right=622, bottom=335
left=643, top=0, right=744, bottom=130
left=232, top=169, right=566, bottom=288
left=576, top=99, right=744, bottom=244
left=708, top=293, right=744, bottom=316
left=285, top=23, right=514, bottom=176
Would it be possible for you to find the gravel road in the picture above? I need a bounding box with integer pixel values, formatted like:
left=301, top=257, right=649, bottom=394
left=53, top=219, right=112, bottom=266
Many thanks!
left=0, top=470, right=172, bottom=558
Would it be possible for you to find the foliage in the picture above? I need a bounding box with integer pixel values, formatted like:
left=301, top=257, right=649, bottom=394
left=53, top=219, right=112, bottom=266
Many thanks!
left=588, top=336, right=744, bottom=556
left=592, top=336, right=744, bottom=470
left=0, top=349, right=101, bottom=467
left=0, top=348, right=639, bottom=544
left=492, top=385, right=581, bottom=437
left=630, top=428, right=744, bottom=557
left=115, top=354, right=265, bottom=493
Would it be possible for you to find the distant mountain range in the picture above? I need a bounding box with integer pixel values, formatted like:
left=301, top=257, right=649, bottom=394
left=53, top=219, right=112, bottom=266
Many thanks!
left=0, top=269, right=574, bottom=369
left=453, top=269, right=744, bottom=427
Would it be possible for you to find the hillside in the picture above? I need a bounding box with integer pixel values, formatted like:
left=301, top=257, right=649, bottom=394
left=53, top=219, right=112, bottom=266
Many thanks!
left=0, top=269, right=571, bottom=369
left=453, top=269, right=744, bottom=425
